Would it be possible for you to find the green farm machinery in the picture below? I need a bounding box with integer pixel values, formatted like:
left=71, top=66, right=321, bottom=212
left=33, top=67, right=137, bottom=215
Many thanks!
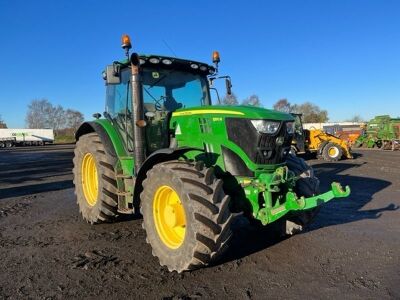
left=355, top=115, right=400, bottom=150
left=73, top=35, right=350, bottom=272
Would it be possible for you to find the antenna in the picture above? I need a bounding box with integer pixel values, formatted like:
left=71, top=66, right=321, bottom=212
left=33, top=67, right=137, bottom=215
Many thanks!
left=162, top=39, right=177, bottom=57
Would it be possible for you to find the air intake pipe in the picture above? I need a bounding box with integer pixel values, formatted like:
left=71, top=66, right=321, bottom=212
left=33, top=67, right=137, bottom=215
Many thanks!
left=130, top=53, right=146, bottom=175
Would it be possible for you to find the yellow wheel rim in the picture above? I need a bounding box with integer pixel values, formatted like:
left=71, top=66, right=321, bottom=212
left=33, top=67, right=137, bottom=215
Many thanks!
left=153, top=185, right=186, bottom=249
left=328, top=147, right=338, bottom=157
left=81, top=153, right=99, bottom=206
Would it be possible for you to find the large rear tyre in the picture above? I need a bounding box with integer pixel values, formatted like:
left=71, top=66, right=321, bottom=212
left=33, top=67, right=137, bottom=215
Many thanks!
left=141, top=160, right=233, bottom=273
left=284, top=154, right=320, bottom=235
left=322, top=142, right=342, bottom=161
left=73, top=132, right=118, bottom=224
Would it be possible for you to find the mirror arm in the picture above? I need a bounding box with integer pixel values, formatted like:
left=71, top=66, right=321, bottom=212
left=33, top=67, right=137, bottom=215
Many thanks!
left=210, top=87, right=221, bottom=104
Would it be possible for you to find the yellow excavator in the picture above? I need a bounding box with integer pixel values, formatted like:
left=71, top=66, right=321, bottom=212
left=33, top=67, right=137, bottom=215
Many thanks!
left=291, top=114, right=353, bottom=161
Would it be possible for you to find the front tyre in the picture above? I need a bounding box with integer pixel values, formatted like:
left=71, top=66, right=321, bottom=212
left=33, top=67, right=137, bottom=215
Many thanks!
left=322, top=142, right=342, bottom=161
left=141, top=161, right=233, bottom=273
left=73, top=133, right=118, bottom=224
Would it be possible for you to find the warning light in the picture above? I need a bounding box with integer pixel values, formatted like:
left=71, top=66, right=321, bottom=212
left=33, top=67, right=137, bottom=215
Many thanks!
left=121, top=34, right=132, bottom=50
left=212, top=51, right=220, bottom=64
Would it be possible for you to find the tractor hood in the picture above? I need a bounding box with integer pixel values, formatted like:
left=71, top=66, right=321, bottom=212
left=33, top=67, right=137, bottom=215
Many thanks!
left=172, top=105, right=294, bottom=121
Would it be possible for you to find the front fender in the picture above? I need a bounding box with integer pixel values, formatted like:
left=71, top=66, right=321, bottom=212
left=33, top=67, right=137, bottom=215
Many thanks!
left=133, top=147, right=202, bottom=207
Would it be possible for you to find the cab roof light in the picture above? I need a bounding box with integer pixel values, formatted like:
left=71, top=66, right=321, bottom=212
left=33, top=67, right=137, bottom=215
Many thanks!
left=212, top=51, right=220, bottom=64
left=121, top=34, right=132, bottom=58
left=121, top=34, right=132, bottom=50
left=149, top=57, right=160, bottom=64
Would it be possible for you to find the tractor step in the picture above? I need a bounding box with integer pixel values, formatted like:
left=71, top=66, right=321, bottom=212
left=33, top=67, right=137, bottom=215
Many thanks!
left=117, top=207, right=134, bottom=214
left=117, top=191, right=133, bottom=196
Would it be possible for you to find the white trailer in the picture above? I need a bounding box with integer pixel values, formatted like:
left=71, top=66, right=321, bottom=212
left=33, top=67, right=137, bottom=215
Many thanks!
left=0, top=129, right=54, bottom=148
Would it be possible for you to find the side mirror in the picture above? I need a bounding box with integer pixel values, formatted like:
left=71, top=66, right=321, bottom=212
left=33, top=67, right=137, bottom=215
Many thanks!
left=92, top=113, right=101, bottom=119
left=104, top=63, right=121, bottom=84
left=225, top=78, right=232, bottom=95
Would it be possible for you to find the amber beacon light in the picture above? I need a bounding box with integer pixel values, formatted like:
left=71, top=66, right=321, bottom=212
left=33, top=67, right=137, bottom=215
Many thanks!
left=121, top=34, right=132, bottom=50
left=212, top=50, right=220, bottom=64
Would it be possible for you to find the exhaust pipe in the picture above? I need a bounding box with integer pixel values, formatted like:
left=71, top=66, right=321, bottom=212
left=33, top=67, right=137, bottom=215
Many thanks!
left=130, top=53, right=146, bottom=175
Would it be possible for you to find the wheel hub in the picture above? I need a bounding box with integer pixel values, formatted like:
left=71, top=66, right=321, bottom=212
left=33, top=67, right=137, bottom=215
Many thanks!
left=81, top=152, right=99, bottom=206
left=328, top=147, right=339, bottom=157
left=153, top=185, right=186, bottom=249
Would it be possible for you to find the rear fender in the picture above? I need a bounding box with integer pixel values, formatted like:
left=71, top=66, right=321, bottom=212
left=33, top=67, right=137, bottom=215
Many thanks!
left=75, top=120, right=128, bottom=160
left=75, top=121, right=134, bottom=211
left=75, top=121, right=118, bottom=164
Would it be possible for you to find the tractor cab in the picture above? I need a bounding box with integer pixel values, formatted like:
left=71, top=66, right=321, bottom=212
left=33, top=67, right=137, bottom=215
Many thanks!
left=290, top=113, right=308, bottom=153
left=103, top=55, right=216, bottom=155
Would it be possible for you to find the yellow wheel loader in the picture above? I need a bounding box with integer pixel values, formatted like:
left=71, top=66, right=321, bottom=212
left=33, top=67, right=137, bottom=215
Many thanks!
left=291, top=114, right=353, bottom=161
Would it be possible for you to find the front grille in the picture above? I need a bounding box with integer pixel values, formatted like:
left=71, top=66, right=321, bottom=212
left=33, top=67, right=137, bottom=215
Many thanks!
left=225, top=118, right=293, bottom=164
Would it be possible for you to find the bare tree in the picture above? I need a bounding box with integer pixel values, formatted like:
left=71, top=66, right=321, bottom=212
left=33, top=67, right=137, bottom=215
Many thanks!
left=0, top=115, right=6, bottom=128
left=346, top=115, right=363, bottom=122
left=26, top=99, right=84, bottom=133
left=290, top=102, right=328, bottom=123
left=65, top=109, right=84, bottom=133
left=242, top=94, right=261, bottom=107
left=47, top=105, right=66, bottom=131
left=273, top=99, right=291, bottom=112
left=0, top=114, right=5, bottom=128
left=222, top=93, right=239, bottom=105
left=26, top=99, right=53, bottom=128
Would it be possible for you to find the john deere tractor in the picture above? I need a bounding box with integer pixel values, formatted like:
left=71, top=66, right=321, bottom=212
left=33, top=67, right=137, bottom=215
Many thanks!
left=73, top=35, right=350, bottom=272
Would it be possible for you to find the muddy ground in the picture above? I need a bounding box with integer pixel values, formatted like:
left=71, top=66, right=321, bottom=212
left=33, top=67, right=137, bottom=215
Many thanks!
left=0, top=145, right=399, bottom=299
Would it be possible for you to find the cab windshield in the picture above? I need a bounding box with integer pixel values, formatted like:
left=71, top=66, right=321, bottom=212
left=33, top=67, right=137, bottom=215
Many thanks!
left=141, top=67, right=210, bottom=113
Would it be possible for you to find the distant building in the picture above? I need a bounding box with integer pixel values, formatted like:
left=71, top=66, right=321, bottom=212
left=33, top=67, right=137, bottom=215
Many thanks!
left=0, top=122, right=7, bottom=129
left=303, top=122, right=363, bottom=135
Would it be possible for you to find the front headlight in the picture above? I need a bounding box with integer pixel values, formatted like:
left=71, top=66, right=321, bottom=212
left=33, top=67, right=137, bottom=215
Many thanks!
left=286, top=122, right=294, bottom=134
left=251, top=120, right=280, bottom=134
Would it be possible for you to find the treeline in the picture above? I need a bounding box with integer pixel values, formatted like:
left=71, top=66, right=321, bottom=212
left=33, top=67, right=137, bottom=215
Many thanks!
left=273, top=99, right=328, bottom=123
left=25, top=99, right=84, bottom=134
left=221, top=94, right=329, bottom=123
left=222, top=93, right=261, bottom=107
left=0, top=114, right=7, bottom=128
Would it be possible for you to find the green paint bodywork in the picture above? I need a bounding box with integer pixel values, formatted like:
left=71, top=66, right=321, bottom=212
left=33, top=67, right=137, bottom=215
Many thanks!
left=170, top=105, right=294, bottom=174
left=94, top=119, right=134, bottom=177
left=81, top=55, right=350, bottom=226
left=90, top=105, right=350, bottom=225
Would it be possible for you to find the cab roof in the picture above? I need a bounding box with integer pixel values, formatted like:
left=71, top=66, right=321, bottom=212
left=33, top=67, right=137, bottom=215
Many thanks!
left=116, top=54, right=216, bottom=76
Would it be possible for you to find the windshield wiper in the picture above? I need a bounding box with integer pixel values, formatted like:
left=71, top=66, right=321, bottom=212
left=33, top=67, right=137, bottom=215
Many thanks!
left=143, top=87, right=159, bottom=102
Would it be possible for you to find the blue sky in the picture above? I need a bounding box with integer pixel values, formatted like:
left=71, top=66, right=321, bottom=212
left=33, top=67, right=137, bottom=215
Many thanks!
left=0, top=0, right=399, bottom=128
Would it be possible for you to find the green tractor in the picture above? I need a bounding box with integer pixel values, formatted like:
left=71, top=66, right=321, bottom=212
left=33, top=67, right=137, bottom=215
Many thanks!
left=73, top=35, right=350, bottom=272
left=355, top=115, right=400, bottom=150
